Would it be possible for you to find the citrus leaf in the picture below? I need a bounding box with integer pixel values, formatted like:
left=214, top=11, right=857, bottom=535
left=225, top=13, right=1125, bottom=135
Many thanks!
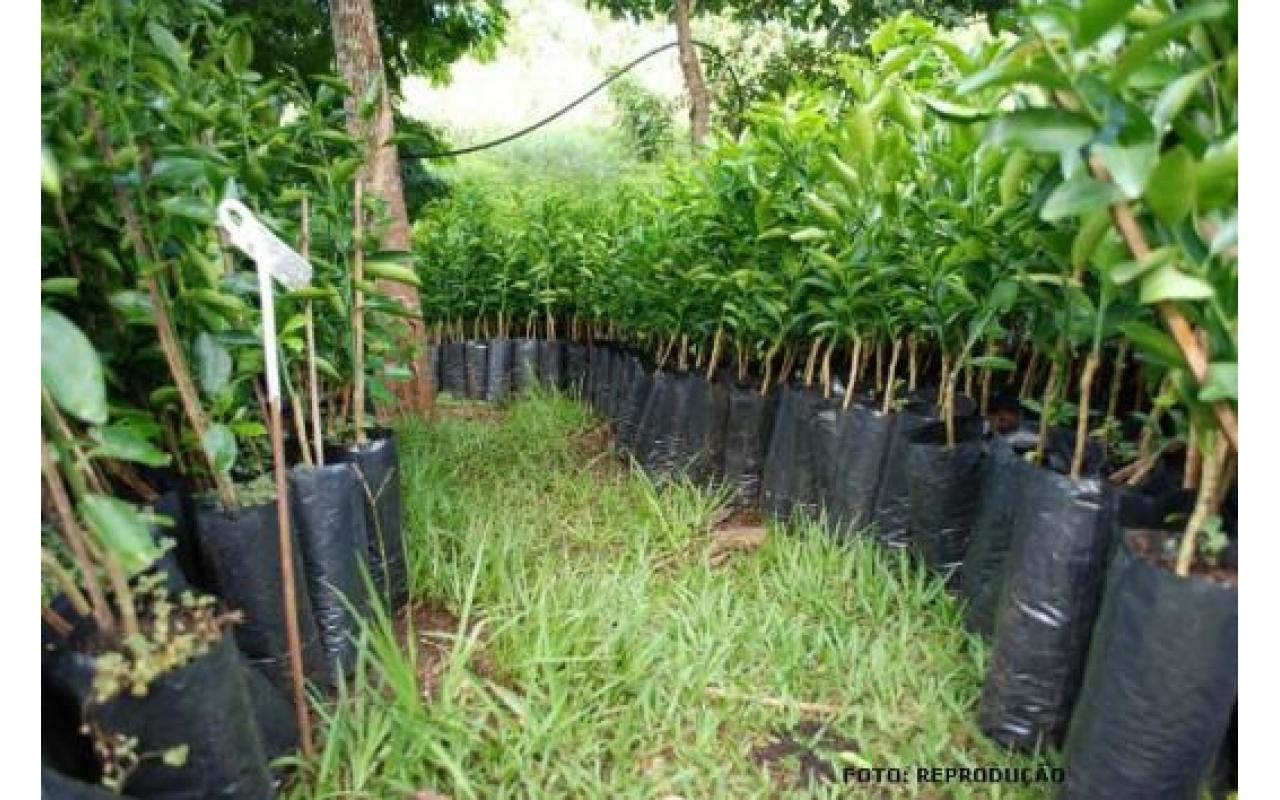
left=41, top=307, right=108, bottom=425
left=79, top=494, right=161, bottom=576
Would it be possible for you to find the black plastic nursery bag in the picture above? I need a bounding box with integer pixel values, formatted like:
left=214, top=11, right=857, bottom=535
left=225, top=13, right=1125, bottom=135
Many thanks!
left=511, top=338, right=540, bottom=394
left=634, top=369, right=693, bottom=479
left=288, top=462, right=372, bottom=678
left=41, top=766, right=130, bottom=800
left=721, top=380, right=777, bottom=508
left=192, top=498, right=330, bottom=694
left=484, top=338, right=512, bottom=403
left=564, top=342, right=589, bottom=397
left=328, top=432, right=408, bottom=612
left=464, top=340, right=489, bottom=400
left=761, top=385, right=803, bottom=522
left=439, top=341, right=466, bottom=397
left=960, top=433, right=1038, bottom=637
left=1061, top=529, right=1237, bottom=800
left=87, top=637, right=275, bottom=800
left=905, top=422, right=986, bottom=588
left=681, top=373, right=730, bottom=485
left=617, top=356, right=654, bottom=454
left=538, top=339, right=565, bottom=390
left=978, top=465, right=1118, bottom=751
left=827, top=402, right=895, bottom=537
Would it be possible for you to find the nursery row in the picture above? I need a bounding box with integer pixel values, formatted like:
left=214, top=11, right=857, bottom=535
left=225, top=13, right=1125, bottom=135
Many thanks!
left=417, top=5, right=1238, bottom=576
left=432, top=335, right=1237, bottom=799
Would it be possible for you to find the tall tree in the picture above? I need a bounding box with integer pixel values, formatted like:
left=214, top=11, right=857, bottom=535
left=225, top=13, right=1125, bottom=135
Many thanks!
left=586, top=0, right=716, bottom=149
left=588, top=0, right=1008, bottom=148
left=330, top=0, right=427, bottom=411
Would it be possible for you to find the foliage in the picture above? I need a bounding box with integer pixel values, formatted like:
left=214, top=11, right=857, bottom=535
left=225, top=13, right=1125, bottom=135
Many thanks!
left=607, top=74, right=676, bottom=161
left=219, top=0, right=509, bottom=96
left=417, top=5, right=1237, bottom=564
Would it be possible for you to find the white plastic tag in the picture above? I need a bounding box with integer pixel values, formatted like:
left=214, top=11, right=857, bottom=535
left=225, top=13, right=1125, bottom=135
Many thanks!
left=217, top=200, right=313, bottom=290
left=216, top=200, right=313, bottom=402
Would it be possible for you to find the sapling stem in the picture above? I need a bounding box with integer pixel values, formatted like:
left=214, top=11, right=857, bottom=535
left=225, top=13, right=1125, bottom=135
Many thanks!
left=842, top=337, right=861, bottom=411
left=706, top=326, right=723, bottom=381
left=779, top=347, right=796, bottom=387
left=284, top=367, right=313, bottom=467
left=1019, top=350, right=1041, bottom=400
left=298, top=199, right=325, bottom=466
left=84, top=100, right=237, bottom=509
left=874, top=340, right=884, bottom=393
left=1184, top=419, right=1202, bottom=490
left=1089, top=157, right=1238, bottom=452
left=820, top=338, right=836, bottom=398
left=882, top=338, right=902, bottom=415
left=1032, top=359, right=1062, bottom=467
left=1104, top=341, right=1128, bottom=427
left=41, top=438, right=114, bottom=636
left=803, top=338, right=822, bottom=387
left=352, top=179, right=367, bottom=446
left=1070, top=351, right=1100, bottom=479
left=760, top=340, right=781, bottom=397
left=907, top=334, right=918, bottom=392
left=41, top=605, right=73, bottom=638
left=41, top=548, right=92, bottom=619
left=102, top=554, right=140, bottom=641
left=1176, top=432, right=1227, bottom=577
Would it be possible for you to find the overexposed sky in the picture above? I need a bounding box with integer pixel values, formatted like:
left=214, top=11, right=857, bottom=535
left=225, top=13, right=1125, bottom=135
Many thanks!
left=401, top=0, right=687, bottom=138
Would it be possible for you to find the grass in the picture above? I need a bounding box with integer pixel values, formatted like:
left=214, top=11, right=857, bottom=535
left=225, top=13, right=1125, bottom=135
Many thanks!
left=289, top=391, right=1056, bottom=799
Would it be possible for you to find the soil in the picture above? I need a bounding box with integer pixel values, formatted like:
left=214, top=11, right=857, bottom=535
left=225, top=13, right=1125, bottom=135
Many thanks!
left=1128, top=528, right=1238, bottom=585
left=749, top=721, right=860, bottom=791
left=434, top=401, right=506, bottom=424
left=394, top=600, right=503, bottom=699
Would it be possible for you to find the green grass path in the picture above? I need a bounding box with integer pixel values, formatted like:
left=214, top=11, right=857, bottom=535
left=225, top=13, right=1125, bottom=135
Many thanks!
left=293, top=393, right=1054, bottom=799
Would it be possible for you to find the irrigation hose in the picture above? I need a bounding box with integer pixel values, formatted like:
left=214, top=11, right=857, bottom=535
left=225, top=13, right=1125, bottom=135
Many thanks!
left=418, top=40, right=742, bottom=159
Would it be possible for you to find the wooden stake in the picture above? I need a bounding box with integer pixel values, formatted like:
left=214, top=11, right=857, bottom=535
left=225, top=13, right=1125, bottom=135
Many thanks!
left=269, top=397, right=314, bottom=757
left=352, top=179, right=367, bottom=446
left=1070, top=351, right=1100, bottom=479
left=301, top=198, right=326, bottom=467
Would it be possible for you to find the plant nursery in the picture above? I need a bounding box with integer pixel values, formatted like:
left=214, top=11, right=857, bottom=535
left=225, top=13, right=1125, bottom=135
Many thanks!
left=40, top=0, right=1238, bottom=798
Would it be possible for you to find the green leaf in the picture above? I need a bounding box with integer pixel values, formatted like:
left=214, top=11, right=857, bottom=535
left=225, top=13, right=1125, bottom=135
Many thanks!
left=1198, top=362, right=1237, bottom=402
left=921, top=97, right=993, bottom=122
left=194, top=332, right=232, bottom=398
left=42, top=277, right=79, bottom=297
left=1075, top=0, right=1140, bottom=47
left=110, top=291, right=155, bottom=325
left=1197, top=134, right=1237, bottom=210
left=41, top=307, right=108, bottom=425
left=146, top=21, right=189, bottom=73
left=1145, top=146, right=1197, bottom=225
left=42, top=145, right=60, bottom=197
left=1094, top=142, right=1158, bottom=198
left=1113, top=2, right=1231, bottom=87
left=1072, top=209, right=1113, bottom=269
left=1040, top=176, right=1125, bottom=221
left=1119, top=321, right=1185, bottom=368
left=967, top=355, right=1017, bottom=371
left=363, top=260, right=422, bottom=288
left=1139, top=264, right=1215, bottom=304
left=79, top=494, right=161, bottom=576
left=1153, top=66, right=1214, bottom=131
left=1109, top=247, right=1178, bottom=285
left=987, top=109, right=1095, bottom=154
left=159, top=196, right=215, bottom=224
left=201, top=423, right=237, bottom=473
left=91, top=425, right=172, bottom=468
left=225, top=31, right=253, bottom=74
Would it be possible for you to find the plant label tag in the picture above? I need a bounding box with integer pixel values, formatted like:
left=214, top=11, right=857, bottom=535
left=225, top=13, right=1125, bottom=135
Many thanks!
left=216, top=200, right=313, bottom=289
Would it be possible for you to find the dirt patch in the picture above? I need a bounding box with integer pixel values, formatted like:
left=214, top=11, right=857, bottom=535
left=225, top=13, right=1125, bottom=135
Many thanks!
left=434, top=401, right=507, bottom=424
left=395, top=601, right=501, bottom=698
left=749, top=721, right=861, bottom=791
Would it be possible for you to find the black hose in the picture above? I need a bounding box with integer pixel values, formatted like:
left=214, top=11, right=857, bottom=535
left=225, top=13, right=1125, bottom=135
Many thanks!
left=419, top=39, right=741, bottom=159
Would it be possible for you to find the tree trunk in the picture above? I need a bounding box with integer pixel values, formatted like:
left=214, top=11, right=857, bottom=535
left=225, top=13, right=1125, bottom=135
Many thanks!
left=673, top=0, right=710, bottom=148
left=330, top=0, right=432, bottom=416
